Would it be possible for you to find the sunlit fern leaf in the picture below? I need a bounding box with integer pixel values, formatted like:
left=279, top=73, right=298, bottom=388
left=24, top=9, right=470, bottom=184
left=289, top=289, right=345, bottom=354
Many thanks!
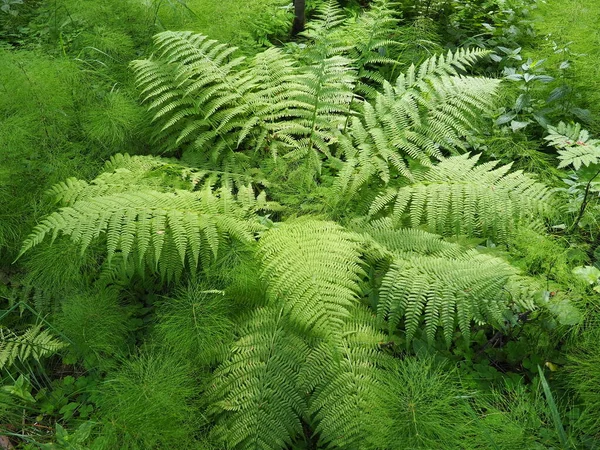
left=258, top=218, right=364, bottom=337
left=369, top=154, right=553, bottom=240
left=275, top=54, right=357, bottom=168
left=378, top=250, right=519, bottom=344
left=19, top=187, right=261, bottom=282
left=333, top=49, right=498, bottom=203
left=304, top=305, right=396, bottom=449
left=0, top=325, right=66, bottom=370
left=208, top=306, right=307, bottom=450
left=300, top=0, right=349, bottom=56
left=131, top=31, right=252, bottom=158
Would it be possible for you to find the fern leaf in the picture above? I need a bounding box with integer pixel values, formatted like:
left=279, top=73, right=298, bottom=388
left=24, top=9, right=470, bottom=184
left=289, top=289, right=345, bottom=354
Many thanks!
left=209, top=306, right=307, bottom=450
left=0, top=326, right=66, bottom=370
left=378, top=250, right=519, bottom=344
left=258, top=218, right=364, bottom=336
left=369, top=154, right=553, bottom=240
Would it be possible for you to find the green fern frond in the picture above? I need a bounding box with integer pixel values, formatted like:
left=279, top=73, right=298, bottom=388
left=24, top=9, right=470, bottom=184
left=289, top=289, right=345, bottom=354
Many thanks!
left=258, top=218, right=364, bottom=336
left=131, top=31, right=252, bottom=158
left=208, top=306, right=307, bottom=450
left=378, top=250, right=519, bottom=344
left=369, top=154, right=552, bottom=240
left=333, top=49, right=498, bottom=202
left=300, top=0, right=349, bottom=55
left=0, top=325, right=66, bottom=370
left=355, top=218, right=467, bottom=259
left=19, top=186, right=262, bottom=281
left=305, top=305, right=395, bottom=449
left=545, top=122, right=600, bottom=169
left=338, top=0, right=402, bottom=96
left=47, top=154, right=260, bottom=205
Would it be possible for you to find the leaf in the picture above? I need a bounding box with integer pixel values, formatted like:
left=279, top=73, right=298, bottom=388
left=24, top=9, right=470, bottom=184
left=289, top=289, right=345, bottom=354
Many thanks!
left=546, top=297, right=583, bottom=326
left=572, top=265, right=600, bottom=284
left=510, top=120, right=530, bottom=132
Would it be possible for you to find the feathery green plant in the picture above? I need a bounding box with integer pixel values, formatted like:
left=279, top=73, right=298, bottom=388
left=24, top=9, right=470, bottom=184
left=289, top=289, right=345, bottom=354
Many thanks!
left=368, top=153, right=553, bottom=240
left=9, top=2, right=578, bottom=447
left=93, top=350, right=198, bottom=450
left=0, top=325, right=65, bottom=370
left=155, top=282, right=233, bottom=367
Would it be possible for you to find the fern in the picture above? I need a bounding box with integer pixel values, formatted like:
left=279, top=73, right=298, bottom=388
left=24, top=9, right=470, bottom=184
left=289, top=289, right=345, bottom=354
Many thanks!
left=0, top=325, right=66, bottom=370
left=131, top=31, right=254, bottom=159
left=333, top=48, right=499, bottom=202
left=378, top=249, right=520, bottom=344
left=545, top=122, right=600, bottom=170
left=305, top=305, right=394, bottom=449
left=208, top=306, right=307, bottom=450
left=19, top=184, right=265, bottom=281
left=369, top=154, right=552, bottom=240
left=337, top=0, right=402, bottom=97
left=258, top=218, right=364, bottom=337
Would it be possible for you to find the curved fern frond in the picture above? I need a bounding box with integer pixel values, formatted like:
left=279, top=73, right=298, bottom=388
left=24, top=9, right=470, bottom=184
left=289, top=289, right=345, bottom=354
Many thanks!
left=333, top=49, right=498, bottom=202
left=48, top=154, right=262, bottom=206
left=0, top=325, right=66, bottom=370
left=369, top=154, right=553, bottom=240
left=378, top=250, right=519, bottom=344
left=131, top=31, right=253, bottom=159
left=258, top=218, right=364, bottom=337
left=355, top=218, right=467, bottom=259
left=19, top=186, right=263, bottom=282
left=209, top=306, right=307, bottom=450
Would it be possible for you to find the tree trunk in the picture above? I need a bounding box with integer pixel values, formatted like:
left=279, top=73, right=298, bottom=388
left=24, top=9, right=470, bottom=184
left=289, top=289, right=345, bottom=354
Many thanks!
left=292, top=0, right=306, bottom=36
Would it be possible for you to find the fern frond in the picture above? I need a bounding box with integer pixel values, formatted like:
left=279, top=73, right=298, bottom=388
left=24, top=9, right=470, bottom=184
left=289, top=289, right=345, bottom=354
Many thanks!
left=0, top=325, right=66, bottom=370
left=334, top=49, right=498, bottom=202
left=355, top=218, right=467, bottom=259
left=305, top=305, right=395, bottom=449
left=209, top=306, right=307, bottom=450
left=131, top=31, right=253, bottom=158
left=378, top=250, right=519, bottom=344
left=369, top=154, right=553, bottom=240
left=339, top=0, right=402, bottom=97
left=258, top=218, right=364, bottom=336
left=19, top=186, right=261, bottom=281
left=545, top=122, right=600, bottom=169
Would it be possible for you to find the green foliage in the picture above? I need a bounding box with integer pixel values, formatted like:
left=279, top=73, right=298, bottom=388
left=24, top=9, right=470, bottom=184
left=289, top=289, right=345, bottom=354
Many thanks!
left=369, top=154, right=552, bottom=240
left=378, top=248, right=521, bottom=344
left=93, top=350, right=198, bottom=449
left=475, top=382, right=565, bottom=449
left=305, top=305, right=394, bottom=449
left=55, top=288, right=131, bottom=366
left=82, top=90, right=144, bottom=151
left=0, top=325, right=65, bottom=370
left=18, top=159, right=268, bottom=281
left=209, top=306, right=307, bottom=449
left=4, top=0, right=600, bottom=447
left=333, top=48, right=500, bottom=205
left=565, top=327, right=600, bottom=433
left=375, top=357, right=481, bottom=450
left=155, top=282, right=233, bottom=366
left=546, top=122, right=600, bottom=170
left=259, top=218, right=364, bottom=336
